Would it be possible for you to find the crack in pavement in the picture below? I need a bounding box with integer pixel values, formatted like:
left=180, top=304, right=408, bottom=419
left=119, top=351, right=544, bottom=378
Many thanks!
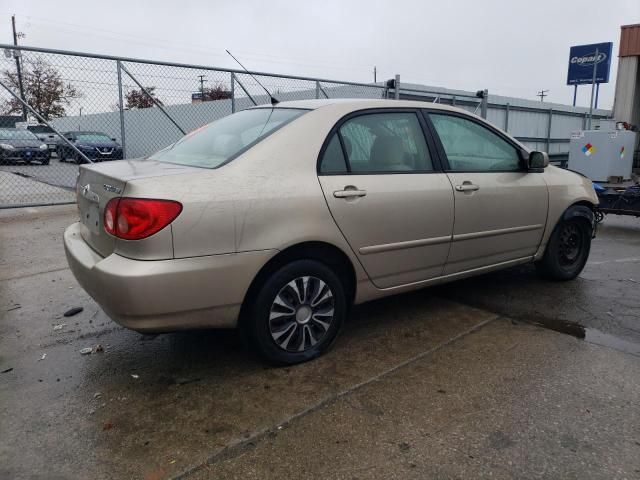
left=172, top=314, right=500, bottom=479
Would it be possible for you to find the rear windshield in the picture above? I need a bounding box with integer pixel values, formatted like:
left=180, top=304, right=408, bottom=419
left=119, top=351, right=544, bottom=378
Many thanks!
left=0, top=129, right=39, bottom=140
left=27, top=125, right=55, bottom=134
left=149, top=108, right=307, bottom=168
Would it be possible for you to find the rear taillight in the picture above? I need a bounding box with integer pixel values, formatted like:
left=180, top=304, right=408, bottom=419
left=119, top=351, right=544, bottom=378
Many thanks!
left=104, top=198, right=182, bottom=240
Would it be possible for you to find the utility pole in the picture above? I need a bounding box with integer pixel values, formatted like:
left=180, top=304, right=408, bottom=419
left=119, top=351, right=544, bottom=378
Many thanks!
left=373, top=66, right=377, bottom=83
left=537, top=89, right=549, bottom=102
left=11, top=15, right=28, bottom=121
left=197, top=74, right=207, bottom=101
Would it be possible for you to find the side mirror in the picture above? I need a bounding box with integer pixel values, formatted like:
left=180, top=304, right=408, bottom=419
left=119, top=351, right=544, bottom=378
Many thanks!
left=528, top=151, right=549, bottom=171
left=65, top=136, right=74, bottom=141
left=111, top=138, right=117, bottom=142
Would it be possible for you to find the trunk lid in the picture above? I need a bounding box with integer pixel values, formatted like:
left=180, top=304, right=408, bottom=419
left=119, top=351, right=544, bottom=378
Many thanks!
left=76, top=159, right=200, bottom=257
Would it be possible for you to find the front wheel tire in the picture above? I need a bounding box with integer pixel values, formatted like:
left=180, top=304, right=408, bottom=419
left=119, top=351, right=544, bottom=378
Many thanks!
left=536, top=218, right=591, bottom=281
left=243, top=260, right=346, bottom=365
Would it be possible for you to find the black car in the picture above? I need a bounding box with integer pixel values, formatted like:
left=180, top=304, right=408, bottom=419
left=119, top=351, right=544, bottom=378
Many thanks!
left=58, top=131, right=123, bottom=164
left=0, top=128, right=51, bottom=165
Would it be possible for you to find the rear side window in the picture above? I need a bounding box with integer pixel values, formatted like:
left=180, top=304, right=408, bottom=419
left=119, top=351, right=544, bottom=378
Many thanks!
left=319, top=134, right=348, bottom=173
left=338, top=112, right=433, bottom=173
left=150, top=108, right=307, bottom=168
left=429, top=113, right=521, bottom=171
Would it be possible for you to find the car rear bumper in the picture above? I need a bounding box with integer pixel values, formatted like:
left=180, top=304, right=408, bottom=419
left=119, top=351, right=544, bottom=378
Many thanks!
left=64, top=222, right=276, bottom=332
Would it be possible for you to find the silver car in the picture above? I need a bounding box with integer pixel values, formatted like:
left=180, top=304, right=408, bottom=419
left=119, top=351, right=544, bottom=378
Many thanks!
left=64, top=99, right=598, bottom=364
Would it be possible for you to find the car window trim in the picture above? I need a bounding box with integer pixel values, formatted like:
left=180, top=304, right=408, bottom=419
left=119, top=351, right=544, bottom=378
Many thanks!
left=421, top=109, right=528, bottom=174
left=317, top=107, right=444, bottom=176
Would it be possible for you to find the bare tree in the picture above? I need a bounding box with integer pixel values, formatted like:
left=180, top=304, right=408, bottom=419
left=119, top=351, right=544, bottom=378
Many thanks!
left=1, top=57, right=80, bottom=120
left=201, top=82, right=232, bottom=101
left=125, top=87, right=162, bottom=109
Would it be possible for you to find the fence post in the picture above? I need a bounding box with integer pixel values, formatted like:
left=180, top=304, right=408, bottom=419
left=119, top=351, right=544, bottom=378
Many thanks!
left=231, top=72, right=235, bottom=113
left=480, top=89, right=488, bottom=119
left=394, top=74, right=400, bottom=100
left=505, top=103, right=510, bottom=132
left=315, top=81, right=320, bottom=99
left=116, top=60, right=127, bottom=159
left=546, top=108, right=553, bottom=153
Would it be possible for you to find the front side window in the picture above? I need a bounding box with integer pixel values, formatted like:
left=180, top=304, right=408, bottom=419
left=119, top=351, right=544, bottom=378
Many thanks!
left=428, top=113, right=521, bottom=171
left=150, top=108, right=307, bottom=168
left=337, top=112, right=433, bottom=173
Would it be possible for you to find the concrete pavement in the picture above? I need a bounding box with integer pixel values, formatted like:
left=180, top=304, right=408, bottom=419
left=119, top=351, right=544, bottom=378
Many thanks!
left=1, top=205, right=639, bottom=479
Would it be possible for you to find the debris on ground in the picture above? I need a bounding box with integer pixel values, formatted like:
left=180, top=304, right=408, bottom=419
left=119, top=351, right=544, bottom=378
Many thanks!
left=53, top=323, right=67, bottom=331
left=38, top=354, right=46, bottom=361
left=63, top=307, right=84, bottom=317
left=102, top=421, right=114, bottom=431
left=93, top=392, right=102, bottom=399
left=79, top=345, right=104, bottom=355
left=131, top=374, right=139, bottom=379
left=6, top=304, right=21, bottom=312
left=1, top=367, right=13, bottom=374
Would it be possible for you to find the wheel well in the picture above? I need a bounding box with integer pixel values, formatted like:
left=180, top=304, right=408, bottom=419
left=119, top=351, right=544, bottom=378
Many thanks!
left=239, top=242, right=357, bottom=321
left=565, top=201, right=596, bottom=226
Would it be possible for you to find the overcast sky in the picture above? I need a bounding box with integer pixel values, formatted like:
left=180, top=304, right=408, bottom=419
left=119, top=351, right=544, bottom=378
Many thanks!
left=1, top=0, right=638, bottom=109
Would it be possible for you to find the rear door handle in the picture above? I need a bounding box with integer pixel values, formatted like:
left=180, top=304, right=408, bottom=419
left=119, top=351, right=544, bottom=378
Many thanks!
left=455, top=183, right=479, bottom=192
left=334, top=188, right=367, bottom=198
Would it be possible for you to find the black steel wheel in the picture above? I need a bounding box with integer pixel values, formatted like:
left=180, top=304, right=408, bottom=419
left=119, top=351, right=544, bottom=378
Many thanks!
left=536, top=217, right=591, bottom=281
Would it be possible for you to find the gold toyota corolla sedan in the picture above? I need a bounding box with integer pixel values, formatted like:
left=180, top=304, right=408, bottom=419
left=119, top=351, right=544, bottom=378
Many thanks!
left=65, top=99, right=598, bottom=364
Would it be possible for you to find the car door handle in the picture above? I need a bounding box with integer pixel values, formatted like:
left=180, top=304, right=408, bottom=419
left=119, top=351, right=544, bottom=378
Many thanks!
left=334, top=188, right=367, bottom=198
left=455, top=183, right=480, bottom=192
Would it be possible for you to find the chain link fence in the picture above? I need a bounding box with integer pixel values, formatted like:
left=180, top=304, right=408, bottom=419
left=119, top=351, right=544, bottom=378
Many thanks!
left=0, top=44, right=613, bottom=208
left=0, top=45, right=390, bottom=207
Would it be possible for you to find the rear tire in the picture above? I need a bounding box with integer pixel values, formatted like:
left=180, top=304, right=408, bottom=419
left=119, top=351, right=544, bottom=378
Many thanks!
left=243, top=260, right=346, bottom=365
left=536, top=217, right=591, bottom=281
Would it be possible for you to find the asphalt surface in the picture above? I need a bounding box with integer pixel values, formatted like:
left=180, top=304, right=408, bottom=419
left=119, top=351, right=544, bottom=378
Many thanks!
left=1, top=205, right=639, bottom=479
left=0, top=157, right=77, bottom=206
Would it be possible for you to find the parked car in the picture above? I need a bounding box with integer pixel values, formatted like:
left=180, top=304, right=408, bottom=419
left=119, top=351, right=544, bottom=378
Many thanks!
left=58, top=131, right=123, bottom=163
left=0, top=128, right=50, bottom=165
left=64, top=99, right=598, bottom=365
left=16, top=123, right=62, bottom=152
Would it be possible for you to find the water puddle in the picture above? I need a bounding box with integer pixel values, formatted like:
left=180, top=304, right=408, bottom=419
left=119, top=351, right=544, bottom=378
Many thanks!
left=532, top=317, right=640, bottom=357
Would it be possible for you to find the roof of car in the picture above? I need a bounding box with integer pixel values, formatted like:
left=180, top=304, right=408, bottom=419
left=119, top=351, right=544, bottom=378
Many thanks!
left=269, top=98, right=467, bottom=112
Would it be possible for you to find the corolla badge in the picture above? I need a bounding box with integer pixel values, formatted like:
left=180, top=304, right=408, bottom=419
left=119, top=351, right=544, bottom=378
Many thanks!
left=103, top=184, right=122, bottom=194
left=570, top=52, right=607, bottom=67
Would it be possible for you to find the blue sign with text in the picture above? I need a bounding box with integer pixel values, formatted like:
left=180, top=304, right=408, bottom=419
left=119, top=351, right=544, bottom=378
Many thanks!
left=567, top=42, right=613, bottom=85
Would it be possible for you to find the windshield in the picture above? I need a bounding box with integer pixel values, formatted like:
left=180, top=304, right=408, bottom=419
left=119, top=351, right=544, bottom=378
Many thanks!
left=150, top=108, right=307, bottom=168
left=76, top=133, right=113, bottom=143
left=27, top=125, right=55, bottom=134
left=0, top=129, right=39, bottom=141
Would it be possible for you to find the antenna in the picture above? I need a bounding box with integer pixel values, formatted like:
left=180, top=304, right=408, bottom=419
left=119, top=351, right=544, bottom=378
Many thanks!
left=225, top=50, right=279, bottom=105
